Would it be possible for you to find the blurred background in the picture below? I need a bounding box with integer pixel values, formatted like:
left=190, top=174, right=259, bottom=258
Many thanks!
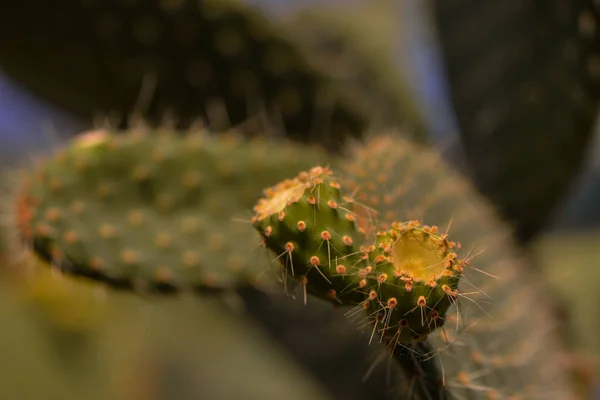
left=1, top=0, right=600, bottom=399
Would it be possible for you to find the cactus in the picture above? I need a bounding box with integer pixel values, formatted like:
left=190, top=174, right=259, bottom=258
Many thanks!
left=0, top=2, right=594, bottom=398
left=1, top=122, right=586, bottom=399
left=338, top=132, right=574, bottom=398
left=361, top=222, right=463, bottom=344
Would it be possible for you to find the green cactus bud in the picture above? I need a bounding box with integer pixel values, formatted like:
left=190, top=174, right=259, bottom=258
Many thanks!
left=252, top=166, right=369, bottom=305
left=8, top=128, right=328, bottom=293
left=359, top=221, right=462, bottom=344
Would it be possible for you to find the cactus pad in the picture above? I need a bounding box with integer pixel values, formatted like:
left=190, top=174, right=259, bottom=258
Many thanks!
left=0, top=0, right=369, bottom=149
left=10, top=128, right=328, bottom=292
left=431, top=0, right=600, bottom=243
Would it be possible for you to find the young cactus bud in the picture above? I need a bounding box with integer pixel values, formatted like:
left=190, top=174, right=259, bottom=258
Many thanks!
left=359, top=221, right=462, bottom=343
left=252, top=166, right=466, bottom=345
left=252, top=166, right=369, bottom=305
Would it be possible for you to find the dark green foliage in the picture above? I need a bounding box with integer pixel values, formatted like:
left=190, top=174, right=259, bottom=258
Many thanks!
left=0, top=0, right=367, bottom=150
left=432, top=0, right=600, bottom=243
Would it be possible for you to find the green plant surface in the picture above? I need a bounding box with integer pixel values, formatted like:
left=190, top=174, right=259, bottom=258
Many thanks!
left=95, top=292, right=334, bottom=400
left=252, top=166, right=464, bottom=345
left=0, top=281, right=113, bottom=400
left=252, top=166, right=370, bottom=305
left=3, top=128, right=329, bottom=292
left=0, top=277, right=333, bottom=400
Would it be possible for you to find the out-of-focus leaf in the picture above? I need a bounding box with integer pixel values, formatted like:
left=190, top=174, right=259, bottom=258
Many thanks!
left=432, top=0, right=600, bottom=243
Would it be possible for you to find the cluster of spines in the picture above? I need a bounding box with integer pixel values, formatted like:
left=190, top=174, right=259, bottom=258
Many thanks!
left=252, top=166, right=369, bottom=305
left=252, top=166, right=467, bottom=346
left=355, top=221, right=462, bottom=344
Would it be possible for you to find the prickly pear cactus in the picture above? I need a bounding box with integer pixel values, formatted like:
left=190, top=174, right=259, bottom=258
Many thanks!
left=340, top=133, right=575, bottom=398
left=4, top=127, right=328, bottom=292
left=431, top=0, right=600, bottom=243
left=0, top=0, right=372, bottom=149
left=1, top=122, right=581, bottom=398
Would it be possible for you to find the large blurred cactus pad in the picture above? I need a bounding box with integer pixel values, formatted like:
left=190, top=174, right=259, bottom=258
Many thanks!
left=431, top=0, right=600, bottom=242
left=340, top=132, right=575, bottom=398
left=6, top=127, right=329, bottom=292
left=0, top=0, right=379, bottom=149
